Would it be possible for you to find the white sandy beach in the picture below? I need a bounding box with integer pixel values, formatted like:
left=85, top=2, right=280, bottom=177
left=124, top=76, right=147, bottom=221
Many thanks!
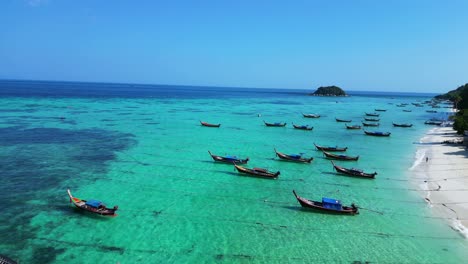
left=411, top=125, right=468, bottom=237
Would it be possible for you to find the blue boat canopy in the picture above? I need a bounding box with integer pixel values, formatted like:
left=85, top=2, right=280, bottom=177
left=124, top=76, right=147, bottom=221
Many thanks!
left=225, top=155, right=238, bottom=160
left=85, top=199, right=102, bottom=208
left=322, top=197, right=342, bottom=210
left=289, top=154, right=301, bottom=159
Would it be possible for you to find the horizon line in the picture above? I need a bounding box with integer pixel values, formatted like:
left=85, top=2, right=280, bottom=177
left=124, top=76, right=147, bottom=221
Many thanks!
left=0, top=78, right=440, bottom=95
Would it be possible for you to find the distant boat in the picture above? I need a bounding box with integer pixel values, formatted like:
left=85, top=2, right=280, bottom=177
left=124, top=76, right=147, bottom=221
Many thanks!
left=403, top=109, right=412, bottom=112
left=426, top=110, right=437, bottom=113
left=302, top=113, right=320, bottom=118
left=292, top=190, right=359, bottom=215
left=374, top=109, right=387, bottom=112
left=392, top=123, right=413, bottom=128
left=234, top=164, right=280, bottom=179
left=424, top=120, right=443, bottom=125
left=362, top=122, right=380, bottom=127
left=313, top=143, right=347, bottom=152
left=292, top=123, right=313, bottom=130
left=67, top=189, right=118, bottom=217
left=322, top=150, right=359, bottom=161
left=331, top=161, right=377, bottom=179
left=335, top=118, right=352, bottom=122
left=345, top=124, right=361, bottom=130
left=200, top=121, right=221, bottom=127
left=208, top=151, right=249, bottom=164
left=365, top=112, right=380, bottom=117
left=364, top=131, right=391, bottom=137
left=274, top=148, right=313, bottom=163
left=264, top=120, right=286, bottom=127
left=364, top=117, right=380, bottom=122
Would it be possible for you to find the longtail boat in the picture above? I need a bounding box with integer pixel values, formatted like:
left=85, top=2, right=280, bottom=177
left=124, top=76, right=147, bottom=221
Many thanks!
left=345, top=124, right=361, bottom=129
left=263, top=121, right=286, bottom=127
left=234, top=164, right=279, bottom=179
left=67, top=189, right=118, bottom=217
left=274, top=149, right=313, bottom=163
left=313, top=143, right=347, bottom=152
left=331, top=161, right=377, bottom=179
left=302, top=113, right=320, bottom=118
left=392, top=123, right=413, bottom=128
left=365, top=112, right=380, bottom=117
left=364, top=131, right=391, bottom=137
left=424, top=120, right=442, bottom=125
left=292, top=123, right=313, bottom=130
left=374, top=109, right=387, bottom=112
left=208, top=151, right=249, bottom=164
left=403, top=109, right=412, bottom=112
left=364, top=117, right=380, bottom=122
left=292, top=190, right=358, bottom=215
left=362, top=122, right=380, bottom=127
left=322, top=150, right=359, bottom=161
left=200, top=121, right=221, bottom=127
left=335, top=118, right=352, bottom=122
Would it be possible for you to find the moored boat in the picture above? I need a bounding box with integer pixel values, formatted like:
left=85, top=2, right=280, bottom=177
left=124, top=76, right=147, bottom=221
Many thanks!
left=331, top=161, right=377, bottom=179
left=67, top=189, right=118, bottom=217
left=345, top=124, right=361, bottom=129
left=292, top=190, right=358, bottom=215
left=335, top=118, right=352, bottom=122
left=313, top=143, right=347, bottom=152
left=200, top=121, right=221, bottom=127
left=362, top=122, right=380, bottom=127
left=403, top=109, right=412, bottom=112
left=302, top=113, right=320, bottom=118
left=234, top=164, right=280, bottom=179
left=364, top=131, right=391, bottom=137
left=264, top=120, right=287, bottom=127
left=426, top=110, right=437, bottom=113
left=424, top=120, right=443, bottom=125
left=392, top=123, right=413, bottom=127
left=374, top=109, right=386, bottom=112
left=364, top=117, right=380, bottom=122
left=292, top=123, right=313, bottom=130
left=208, top=151, right=249, bottom=164
left=274, top=149, right=313, bottom=163
left=322, top=150, right=359, bottom=161
left=365, top=112, right=380, bottom=117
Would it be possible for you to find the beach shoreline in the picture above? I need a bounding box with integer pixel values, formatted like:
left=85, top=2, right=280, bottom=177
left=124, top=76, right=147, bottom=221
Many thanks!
left=410, top=124, right=468, bottom=238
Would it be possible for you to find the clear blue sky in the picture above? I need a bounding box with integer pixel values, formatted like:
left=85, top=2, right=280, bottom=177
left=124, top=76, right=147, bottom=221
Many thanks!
left=1, top=0, right=467, bottom=93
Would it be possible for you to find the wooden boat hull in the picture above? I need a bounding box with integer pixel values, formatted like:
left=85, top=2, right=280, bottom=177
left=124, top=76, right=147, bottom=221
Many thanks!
left=335, top=118, right=351, bottom=122
left=208, top=151, right=249, bottom=164
left=264, top=121, right=286, bottom=127
left=365, top=113, right=380, bottom=117
left=331, top=161, right=376, bottom=179
left=274, top=149, right=313, bottom=163
left=364, top=131, right=391, bottom=137
left=345, top=124, right=361, bottom=129
left=200, top=121, right=221, bottom=127
left=302, top=113, right=320, bottom=118
left=234, top=164, right=279, bottom=179
left=313, top=143, right=347, bottom=152
left=292, top=190, right=358, bottom=215
left=322, top=150, right=358, bottom=161
left=67, top=189, right=118, bottom=216
left=392, top=123, right=413, bottom=127
left=362, top=122, right=380, bottom=127
left=364, top=118, right=380, bottom=122
left=292, top=124, right=313, bottom=130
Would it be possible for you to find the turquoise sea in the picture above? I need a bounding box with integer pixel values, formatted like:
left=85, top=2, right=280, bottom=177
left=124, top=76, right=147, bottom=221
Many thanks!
left=0, top=80, right=466, bottom=263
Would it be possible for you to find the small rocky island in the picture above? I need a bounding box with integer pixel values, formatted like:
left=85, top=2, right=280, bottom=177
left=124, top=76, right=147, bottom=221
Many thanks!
left=309, top=86, right=347, bottom=96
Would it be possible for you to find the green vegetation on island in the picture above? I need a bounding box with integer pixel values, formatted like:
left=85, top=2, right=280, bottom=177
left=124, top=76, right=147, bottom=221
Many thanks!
left=436, top=83, right=468, bottom=134
left=310, top=86, right=347, bottom=96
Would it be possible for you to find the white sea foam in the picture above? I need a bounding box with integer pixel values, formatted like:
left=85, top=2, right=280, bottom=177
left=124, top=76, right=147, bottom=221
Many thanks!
left=409, top=148, right=426, bottom=171
left=452, top=219, right=468, bottom=239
